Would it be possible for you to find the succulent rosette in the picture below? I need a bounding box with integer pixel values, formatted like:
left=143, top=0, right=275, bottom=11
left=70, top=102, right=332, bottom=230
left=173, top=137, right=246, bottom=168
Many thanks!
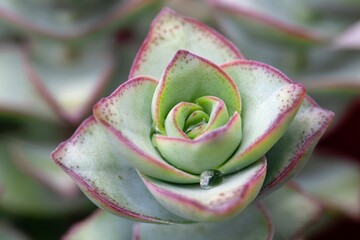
left=52, top=8, right=334, bottom=223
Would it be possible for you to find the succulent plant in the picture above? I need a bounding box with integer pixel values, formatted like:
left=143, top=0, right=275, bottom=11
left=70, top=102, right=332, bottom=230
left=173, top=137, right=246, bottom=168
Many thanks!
left=0, top=1, right=359, bottom=239
left=51, top=8, right=333, bottom=236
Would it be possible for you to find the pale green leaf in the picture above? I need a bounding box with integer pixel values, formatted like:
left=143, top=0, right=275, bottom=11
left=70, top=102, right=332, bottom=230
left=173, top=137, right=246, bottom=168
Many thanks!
left=52, top=117, right=189, bottom=223
left=139, top=158, right=266, bottom=222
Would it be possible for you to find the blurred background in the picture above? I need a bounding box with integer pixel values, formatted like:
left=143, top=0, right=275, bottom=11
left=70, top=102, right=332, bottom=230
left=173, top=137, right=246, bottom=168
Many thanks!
left=0, top=0, right=359, bottom=239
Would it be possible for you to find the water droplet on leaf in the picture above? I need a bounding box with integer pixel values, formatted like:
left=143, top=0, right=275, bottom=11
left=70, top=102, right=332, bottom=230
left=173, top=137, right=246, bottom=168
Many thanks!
left=200, top=170, right=224, bottom=190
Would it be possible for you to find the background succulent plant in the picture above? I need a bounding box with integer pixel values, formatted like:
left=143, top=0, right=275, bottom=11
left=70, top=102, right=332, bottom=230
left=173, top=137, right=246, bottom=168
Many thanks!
left=0, top=0, right=359, bottom=239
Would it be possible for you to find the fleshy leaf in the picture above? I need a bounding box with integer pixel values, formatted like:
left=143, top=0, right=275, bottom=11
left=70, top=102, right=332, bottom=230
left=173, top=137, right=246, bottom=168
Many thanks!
left=0, top=0, right=159, bottom=40
left=262, top=183, right=324, bottom=240
left=295, top=153, right=360, bottom=219
left=63, top=210, right=134, bottom=240
left=152, top=50, right=241, bottom=133
left=51, top=116, right=189, bottom=224
left=129, top=7, right=243, bottom=79
left=260, top=96, right=334, bottom=196
left=299, top=53, right=360, bottom=128
left=0, top=140, right=89, bottom=216
left=139, top=158, right=266, bottom=222
left=211, top=0, right=347, bottom=44
left=0, top=44, right=57, bottom=121
left=27, top=39, right=114, bottom=125
left=135, top=204, right=273, bottom=240
left=164, top=102, right=203, bottom=139
left=9, top=141, right=79, bottom=198
left=154, top=112, right=242, bottom=174
left=93, top=76, right=199, bottom=183
left=219, top=60, right=306, bottom=174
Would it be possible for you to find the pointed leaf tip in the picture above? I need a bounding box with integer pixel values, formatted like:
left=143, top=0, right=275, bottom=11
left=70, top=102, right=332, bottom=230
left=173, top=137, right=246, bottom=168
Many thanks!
left=130, top=7, right=243, bottom=79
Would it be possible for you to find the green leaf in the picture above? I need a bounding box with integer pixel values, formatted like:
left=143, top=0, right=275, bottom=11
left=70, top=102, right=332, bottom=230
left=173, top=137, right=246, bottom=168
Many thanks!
left=51, top=116, right=189, bottom=224
left=154, top=112, right=242, bottom=174
left=129, top=7, right=243, bottom=79
left=261, top=183, right=324, bottom=240
left=0, top=140, right=89, bottom=217
left=27, top=39, right=115, bottom=125
left=136, top=204, right=274, bottom=240
left=93, top=76, right=198, bottom=183
left=219, top=60, right=306, bottom=174
left=212, top=0, right=349, bottom=44
left=0, top=45, right=57, bottom=121
left=0, top=0, right=159, bottom=40
left=9, top=141, right=79, bottom=198
left=64, top=205, right=273, bottom=240
left=299, top=53, right=360, bottom=128
left=139, top=158, right=266, bottom=222
left=295, top=153, right=360, bottom=219
left=152, top=50, right=241, bottom=133
left=64, top=210, right=134, bottom=240
left=260, top=96, right=334, bottom=196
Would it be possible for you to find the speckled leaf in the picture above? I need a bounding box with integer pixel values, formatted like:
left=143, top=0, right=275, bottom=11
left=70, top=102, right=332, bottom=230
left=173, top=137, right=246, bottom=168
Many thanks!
left=9, top=141, right=78, bottom=198
left=27, top=39, right=114, bottom=125
left=130, top=7, right=242, bottom=79
left=0, top=0, right=160, bottom=40
left=51, top=116, right=189, bottom=224
left=94, top=76, right=199, bottom=184
left=139, top=158, right=266, bottom=222
left=295, top=153, right=360, bottom=219
left=0, top=141, right=89, bottom=216
left=63, top=210, right=134, bottom=240
left=261, top=183, right=324, bottom=240
left=135, top=204, right=273, bottom=240
left=260, top=96, right=334, bottom=196
left=0, top=45, right=57, bottom=121
left=219, top=60, right=305, bottom=174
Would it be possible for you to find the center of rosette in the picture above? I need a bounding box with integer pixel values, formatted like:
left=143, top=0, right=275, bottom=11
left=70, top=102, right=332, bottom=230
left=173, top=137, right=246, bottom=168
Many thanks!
left=152, top=96, right=242, bottom=174
left=164, top=96, right=231, bottom=140
left=150, top=50, right=243, bottom=175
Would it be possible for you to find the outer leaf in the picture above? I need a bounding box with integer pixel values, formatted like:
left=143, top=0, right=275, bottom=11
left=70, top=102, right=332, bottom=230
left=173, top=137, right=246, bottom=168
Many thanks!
left=63, top=210, right=134, bottom=240
left=0, top=45, right=57, bottom=121
left=211, top=0, right=345, bottom=44
left=129, top=7, right=243, bottom=79
left=299, top=53, right=360, bottom=127
left=26, top=39, right=115, bottom=125
left=152, top=50, right=241, bottom=133
left=139, top=158, right=266, bottom=222
left=0, top=141, right=89, bottom=216
left=93, top=76, right=198, bottom=183
left=219, top=60, right=306, bottom=174
left=9, top=141, right=78, bottom=198
left=0, top=0, right=159, bottom=40
left=260, top=96, right=334, bottom=196
left=295, top=153, right=360, bottom=220
left=135, top=204, right=274, bottom=240
left=262, top=183, right=324, bottom=240
left=51, top=117, right=189, bottom=224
